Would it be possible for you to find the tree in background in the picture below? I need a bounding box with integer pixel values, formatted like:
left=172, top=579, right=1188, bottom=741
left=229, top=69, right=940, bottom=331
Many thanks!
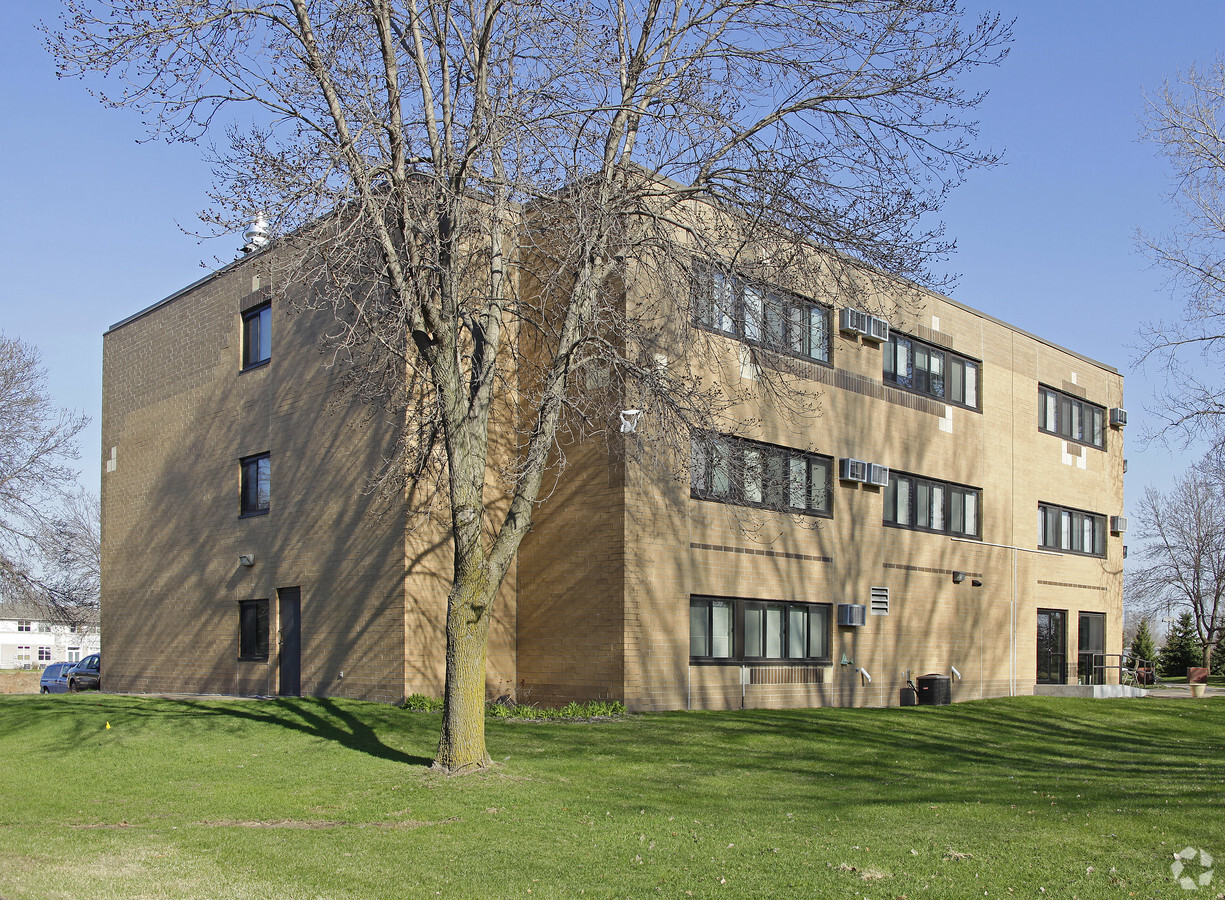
left=0, top=334, right=90, bottom=618
left=1129, top=458, right=1225, bottom=672
left=33, top=490, right=101, bottom=627
left=52, top=0, right=1011, bottom=773
left=1138, top=57, right=1225, bottom=443
left=1159, top=611, right=1204, bottom=677
left=1129, top=618, right=1157, bottom=666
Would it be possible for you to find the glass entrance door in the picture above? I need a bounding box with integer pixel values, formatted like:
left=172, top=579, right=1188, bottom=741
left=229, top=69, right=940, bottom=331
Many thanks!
left=1078, top=612, right=1106, bottom=685
left=1036, top=609, right=1067, bottom=684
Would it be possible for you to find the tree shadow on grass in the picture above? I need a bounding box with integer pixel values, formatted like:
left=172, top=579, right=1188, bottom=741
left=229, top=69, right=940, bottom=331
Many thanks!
left=8, top=694, right=437, bottom=767
left=170, top=697, right=436, bottom=767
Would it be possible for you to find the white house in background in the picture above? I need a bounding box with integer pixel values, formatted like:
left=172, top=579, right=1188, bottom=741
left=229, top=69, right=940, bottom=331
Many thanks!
left=0, top=601, right=100, bottom=669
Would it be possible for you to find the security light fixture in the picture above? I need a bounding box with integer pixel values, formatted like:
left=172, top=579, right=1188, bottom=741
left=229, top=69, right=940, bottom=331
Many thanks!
left=238, top=554, right=255, bottom=567
left=952, top=571, right=966, bottom=584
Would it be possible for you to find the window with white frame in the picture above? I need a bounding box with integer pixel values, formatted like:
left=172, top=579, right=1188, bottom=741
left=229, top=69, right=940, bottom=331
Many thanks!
left=15, top=646, right=30, bottom=663
left=67, top=647, right=81, bottom=663
left=16, top=620, right=31, bottom=632
left=38, top=647, right=51, bottom=661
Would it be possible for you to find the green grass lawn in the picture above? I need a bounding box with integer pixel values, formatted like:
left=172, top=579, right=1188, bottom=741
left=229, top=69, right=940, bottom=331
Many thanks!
left=1, top=694, right=1221, bottom=899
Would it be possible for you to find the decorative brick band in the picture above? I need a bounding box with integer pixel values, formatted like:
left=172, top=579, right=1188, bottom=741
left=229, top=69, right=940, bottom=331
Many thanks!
left=1037, top=579, right=1107, bottom=592
left=753, top=348, right=945, bottom=418
left=883, top=562, right=983, bottom=578
left=690, top=541, right=832, bottom=563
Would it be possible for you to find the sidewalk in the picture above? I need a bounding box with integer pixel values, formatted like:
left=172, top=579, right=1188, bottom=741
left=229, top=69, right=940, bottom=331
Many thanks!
left=1141, top=683, right=1223, bottom=699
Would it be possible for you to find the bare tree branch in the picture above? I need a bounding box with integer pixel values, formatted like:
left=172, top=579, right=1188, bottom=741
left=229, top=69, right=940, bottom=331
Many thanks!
left=50, top=0, right=1011, bottom=773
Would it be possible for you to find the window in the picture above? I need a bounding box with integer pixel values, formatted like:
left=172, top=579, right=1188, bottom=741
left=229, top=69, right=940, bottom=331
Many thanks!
left=884, top=471, right=980, bottom=538
left=16, top=620, right=31, bottom=632
left=690, top=596, right=831, bottom=662
left=67, top=647, right=80, bottom=663
left=693, top=265, right=831, bottom=364
left=691, top=433, right=831, bottom=516
left=239, top=599, right=270, bottom=661
left=1039, top=386, right=1105, bottom=449
left=884, top=331, right=979, bottom=409
left=1039, top=503, right=1106, bottom=556
left=242, top=302, right=272, bottom=369
left=240, top=453, right=271, bottom=515
left=38, top=647, right=51, bottom=661
left=15, top=646, right=30, bottom=663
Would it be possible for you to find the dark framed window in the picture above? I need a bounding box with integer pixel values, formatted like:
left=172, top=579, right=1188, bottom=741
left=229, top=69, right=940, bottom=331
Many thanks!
left=242, top=302, right=272, bottom=370
left=691, top=433, right=831, bottom=517
left=240, top=453, right=270, bottom=516
left=690, top=596, right=831, bottom=663
left=884, top=471, right=980, bottom=538
left=1039, top=386, right=1105, bottom=449
left=884, top=331, right=979, bottom=409
left=239, top=599, right=270, bottom=661
left=1039, top=502, right=1106, bottom=556
left=693, top=265, right=832, bottom=365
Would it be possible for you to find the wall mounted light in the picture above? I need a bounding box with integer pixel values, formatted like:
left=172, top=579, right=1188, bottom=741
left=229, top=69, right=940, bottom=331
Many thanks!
left=952, top=571, right=966, bottom=584
left=238, top=554, right=255, bottom=567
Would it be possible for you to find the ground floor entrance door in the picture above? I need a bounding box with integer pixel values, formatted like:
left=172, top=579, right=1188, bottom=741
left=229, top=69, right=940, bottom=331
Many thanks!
left=1036, top=608, right=1066, bottom=684
left=278, top=587, right=301, bottom=697
left=1078, top=611, right=1106, bottom=685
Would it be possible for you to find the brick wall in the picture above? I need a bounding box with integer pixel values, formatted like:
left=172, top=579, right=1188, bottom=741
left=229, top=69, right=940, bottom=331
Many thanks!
left=101, top=256, right=408, bottom=702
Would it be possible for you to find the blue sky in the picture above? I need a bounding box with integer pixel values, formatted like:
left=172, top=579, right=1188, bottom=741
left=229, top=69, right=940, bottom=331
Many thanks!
left=1, top=0, right=1223, bottom=534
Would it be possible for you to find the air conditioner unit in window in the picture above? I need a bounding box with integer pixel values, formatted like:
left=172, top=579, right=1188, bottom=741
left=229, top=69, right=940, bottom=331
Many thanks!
left=1110, top=515, right=1127, bottom=534
left=839, top=457, right=869, bottom=482
left=839, top=307, right=868, bottom=335
left=867, top=463, right=890, bottom=487
left=865, top=316, right=890, bottom=343
left=1110, top=407, right=1127, bottom=428
left=837, top=603, right=867, bottom=627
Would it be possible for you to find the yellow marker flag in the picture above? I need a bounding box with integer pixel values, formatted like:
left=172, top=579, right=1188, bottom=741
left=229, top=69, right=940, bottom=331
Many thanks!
left=105, top=722, right=110, bottom=729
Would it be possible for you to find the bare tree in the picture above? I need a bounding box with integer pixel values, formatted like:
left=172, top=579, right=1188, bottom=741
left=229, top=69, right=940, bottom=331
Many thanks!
left=0, top=334, right=89, bottom=608
left=1129, top=458, right=1225, bottom=672
left=1138, top=57, right=1225, bottom=443
left=33, top=490, right=102, bottom=627
left=51, top=0, right=1010, bottom=773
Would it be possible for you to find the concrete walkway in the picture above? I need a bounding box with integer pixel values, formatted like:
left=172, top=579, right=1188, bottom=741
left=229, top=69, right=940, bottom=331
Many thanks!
left=1141, top=684, right=1223, bottom=699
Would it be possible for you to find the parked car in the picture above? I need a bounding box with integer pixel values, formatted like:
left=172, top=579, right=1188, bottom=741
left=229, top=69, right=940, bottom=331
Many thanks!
left=66, top=654, right=101, bottom=692
left=39, top=662, right=73, bottom=694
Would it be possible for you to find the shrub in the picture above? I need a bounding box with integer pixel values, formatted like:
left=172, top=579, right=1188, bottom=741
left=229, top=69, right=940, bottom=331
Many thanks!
left=485, top=699, right=628, bottom=720
left=401, top=693, right=444, bottom=712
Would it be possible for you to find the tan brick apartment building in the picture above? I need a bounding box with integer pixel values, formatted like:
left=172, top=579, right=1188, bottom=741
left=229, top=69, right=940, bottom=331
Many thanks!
left=101, top=239, right=1125, bottom=710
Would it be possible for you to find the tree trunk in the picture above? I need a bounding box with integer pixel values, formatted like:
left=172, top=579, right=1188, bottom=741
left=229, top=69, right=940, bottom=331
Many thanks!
left=434, top=575, right=493, bottom=775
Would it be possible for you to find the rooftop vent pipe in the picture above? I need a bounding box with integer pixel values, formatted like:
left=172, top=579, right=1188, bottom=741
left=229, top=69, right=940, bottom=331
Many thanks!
left=242, top=213, right=270, bottom=254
